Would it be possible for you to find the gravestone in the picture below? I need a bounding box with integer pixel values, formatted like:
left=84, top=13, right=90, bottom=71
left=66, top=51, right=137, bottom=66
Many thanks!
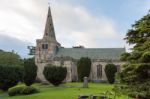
left=91, top=95, right=98, bottom=99
left=101, top=96, right=107, bottom=99
left=91, top=95, right=107, bottom=99
left=78, top=95, right=90, bottom=99
left=83, top=77, right=88, bottom=88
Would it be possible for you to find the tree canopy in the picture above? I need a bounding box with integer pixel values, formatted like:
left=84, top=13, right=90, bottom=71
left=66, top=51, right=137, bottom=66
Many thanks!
left=125, top=12, right=150, bottom=49
left=118, top=11, right=150, bottom=98
left=0, top=49, right=23, bottom=66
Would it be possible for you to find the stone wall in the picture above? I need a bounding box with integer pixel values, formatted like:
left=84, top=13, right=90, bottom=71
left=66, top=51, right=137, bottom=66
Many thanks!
left=36, top=62, right=48, bottom=83
left=90, top=60, right=125, bottom=82
left=36, top=58, right=125, bottom=83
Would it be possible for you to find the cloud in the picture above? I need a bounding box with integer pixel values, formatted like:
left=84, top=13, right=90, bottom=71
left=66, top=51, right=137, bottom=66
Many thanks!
left=1, top=0, right=149, bottom=57
left=52, top=2, right=123, bottom=48
left=0, top=0, right=123, bottom=49
left=0, top=33, right=31, bottom=58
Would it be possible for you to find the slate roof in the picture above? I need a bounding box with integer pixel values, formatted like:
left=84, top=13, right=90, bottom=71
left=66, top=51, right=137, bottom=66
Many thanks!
left=54, top=48, right=125, bottom=60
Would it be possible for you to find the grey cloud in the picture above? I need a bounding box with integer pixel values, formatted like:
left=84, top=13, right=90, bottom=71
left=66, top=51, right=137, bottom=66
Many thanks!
left=0, top=33, right=33, bottom=58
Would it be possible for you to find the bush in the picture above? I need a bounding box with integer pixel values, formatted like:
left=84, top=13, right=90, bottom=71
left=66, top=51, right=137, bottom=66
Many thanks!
left=23, top=58, right=37, bottom=86
left=0, top=65, right=23, bottom=91
left=8, top=86, right=24, bottom=96
left=77, top=57, right=91, bottom=82
left=105, top=64, right=117, bottom=84
left=22, top=86, right=39, bottom=95
left=43, top=64, right=67, bottom=86
left=8, top=85, right=39, bottom=96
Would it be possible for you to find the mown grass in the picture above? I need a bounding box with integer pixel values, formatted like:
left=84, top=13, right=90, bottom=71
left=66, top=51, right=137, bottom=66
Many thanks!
left=3, top=83, right=130, bottom=99
left=0, top=90, right=4, bottom=94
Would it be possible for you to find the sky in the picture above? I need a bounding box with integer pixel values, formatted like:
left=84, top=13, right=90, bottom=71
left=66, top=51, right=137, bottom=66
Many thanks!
left=0, top=0, right=150, bottom=58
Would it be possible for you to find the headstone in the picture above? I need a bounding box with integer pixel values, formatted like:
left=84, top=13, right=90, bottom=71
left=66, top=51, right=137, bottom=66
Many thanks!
left=101, top=96, right=107, bottom=99
left=91, top=95, right=107, bottom=99
left=91, top=95, right=98, bottom=99
left=78, top=95, right=90, bottom=99
left=83, top=77, right=88, bottom=88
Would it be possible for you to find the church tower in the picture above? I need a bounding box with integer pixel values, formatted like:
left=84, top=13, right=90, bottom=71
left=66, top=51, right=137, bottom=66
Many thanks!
left=35, top=6, right=60, bottom=81
left=35, top=6, right=60, bottom=64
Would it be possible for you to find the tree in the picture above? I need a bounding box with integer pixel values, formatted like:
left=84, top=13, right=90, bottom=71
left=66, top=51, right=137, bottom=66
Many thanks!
left=0, top=50, right=23, bottom=90
left=43, top=64, right=67, bottom=86
left=120, top=52, right=131, bottom=61
left=0, top=65, right=22, bottom=91
left=124, top=12, right=150, bottom=49
left=117, top=11, right=150, bottom=99
left=105, top=64, right=117, bottom=84
left=23, top=58, right=37, bottom=86
left=77, top=57, right=91, bottom=82
left=0, top=50, right=23, bottom=66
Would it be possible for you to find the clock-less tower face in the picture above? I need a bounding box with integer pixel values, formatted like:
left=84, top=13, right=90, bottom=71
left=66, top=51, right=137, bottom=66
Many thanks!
left=35, top=6, right=59, bottom=63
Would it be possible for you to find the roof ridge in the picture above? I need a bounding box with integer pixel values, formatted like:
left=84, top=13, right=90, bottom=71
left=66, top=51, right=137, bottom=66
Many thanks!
left=59, top=47, right=125, bottom=49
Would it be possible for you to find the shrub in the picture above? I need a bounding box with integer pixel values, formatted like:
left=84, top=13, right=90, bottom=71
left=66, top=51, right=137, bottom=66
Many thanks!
left=0, top=65, right=22, bottom=91
left=77, top=57, right=91, bottom=82
left=8, top=85, right=39, bottom=96
left=43, top=64, right=67, bottom=86
left=8, top=86, right=24, bottom=96
left=105, top=64, right=117, bottom=84
left=23, top=58, right=37, bottom=86
left=22, top=86, right=39, bottom=95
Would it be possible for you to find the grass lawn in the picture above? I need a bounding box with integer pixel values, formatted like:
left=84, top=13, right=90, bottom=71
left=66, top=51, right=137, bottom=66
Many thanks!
left=0, top=90, right=4, bottom=94
left=3, top=83, right=130, bottom=99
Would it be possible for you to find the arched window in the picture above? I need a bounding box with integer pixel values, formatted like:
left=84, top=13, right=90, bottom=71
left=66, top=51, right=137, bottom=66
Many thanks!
left=97, top=64, right=102, bottom=78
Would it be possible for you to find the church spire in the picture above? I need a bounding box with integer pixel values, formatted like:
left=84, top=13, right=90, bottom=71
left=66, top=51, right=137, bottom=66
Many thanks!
left=43, top=6, right=56, bottom=40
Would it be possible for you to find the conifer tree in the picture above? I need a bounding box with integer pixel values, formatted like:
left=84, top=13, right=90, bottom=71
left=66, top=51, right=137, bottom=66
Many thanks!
left=117, top=11, right=150, bottom=99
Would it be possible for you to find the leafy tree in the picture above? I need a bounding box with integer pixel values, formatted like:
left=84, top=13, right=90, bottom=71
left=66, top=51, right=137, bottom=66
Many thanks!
left=0, top=50, right=24, bottom=91
left=0, top=50, right=23, bottom=66
left=43, top=64, right=67, bottom=86
left=23, top=58, right=37, bottom=86
left=105, top=64, right=117, bottom=84
left=117, top=11, right=150, bottom=99
left=77, top=57, right=91, bottom=82
left=0, top=65, right=22, bottom=91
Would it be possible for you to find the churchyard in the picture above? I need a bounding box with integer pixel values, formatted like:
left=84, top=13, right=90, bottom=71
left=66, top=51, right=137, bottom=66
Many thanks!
left=1, top=83, right=129, bottom=99
left=0, top=1, right=149, bottom=99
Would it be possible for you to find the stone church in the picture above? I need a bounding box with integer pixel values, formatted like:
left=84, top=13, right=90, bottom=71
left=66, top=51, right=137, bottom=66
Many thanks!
left=29, top=6, right=125, bottom=82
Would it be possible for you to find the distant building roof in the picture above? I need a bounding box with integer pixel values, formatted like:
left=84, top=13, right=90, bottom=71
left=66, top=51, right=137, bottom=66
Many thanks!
left=55, top=48, right=125, bottom=60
